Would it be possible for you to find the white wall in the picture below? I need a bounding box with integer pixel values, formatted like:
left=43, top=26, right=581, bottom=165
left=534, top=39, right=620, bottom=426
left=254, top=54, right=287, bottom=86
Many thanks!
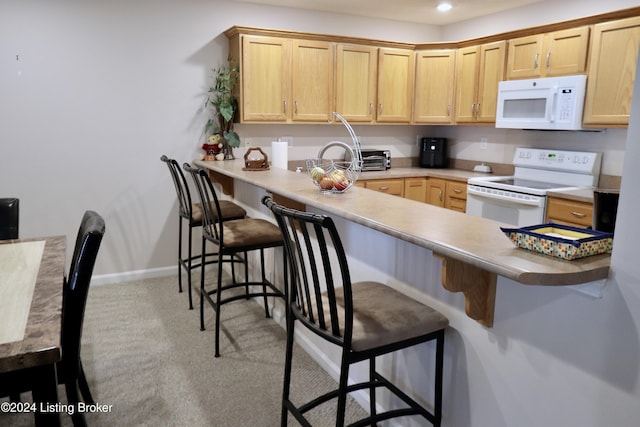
left=2, top=1, right=639, bottom=426
left=0, top=0, right=436, bottom=276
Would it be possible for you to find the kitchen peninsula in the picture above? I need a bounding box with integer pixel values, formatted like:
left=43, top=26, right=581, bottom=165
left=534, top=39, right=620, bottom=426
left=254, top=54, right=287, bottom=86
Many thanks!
left=194, top=159, right=611, bottom=327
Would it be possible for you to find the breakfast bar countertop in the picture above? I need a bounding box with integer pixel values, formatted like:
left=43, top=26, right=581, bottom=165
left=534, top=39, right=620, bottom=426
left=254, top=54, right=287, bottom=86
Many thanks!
left=195, top=158, right=610, bottom=289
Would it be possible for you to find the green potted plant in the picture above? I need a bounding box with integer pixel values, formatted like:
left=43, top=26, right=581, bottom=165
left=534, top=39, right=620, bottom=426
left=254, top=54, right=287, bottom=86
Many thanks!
left=205, top=60, right=240, bottom=159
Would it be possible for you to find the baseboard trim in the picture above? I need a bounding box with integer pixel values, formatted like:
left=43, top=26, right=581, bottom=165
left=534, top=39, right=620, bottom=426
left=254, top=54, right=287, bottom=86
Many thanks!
left=91, top=266, right=175, bottom=286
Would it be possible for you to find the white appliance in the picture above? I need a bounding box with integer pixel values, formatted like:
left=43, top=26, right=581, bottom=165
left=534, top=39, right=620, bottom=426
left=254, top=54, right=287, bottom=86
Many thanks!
left=466, top=148, right=601, bottom=227
left=495, top=75, right=588, bottom=130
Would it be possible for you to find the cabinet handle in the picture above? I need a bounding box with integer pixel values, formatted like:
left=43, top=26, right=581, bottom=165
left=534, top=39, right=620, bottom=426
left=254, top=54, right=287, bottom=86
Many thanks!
left=534, top=53, right=539, bottom=69
left=447, top=104, right=451, bottom=116
left=453, top=188, right=462, bottom=194
left=369, top=102, right=373, bottom=114
left=471, top=103, right=476, bottom=116
left=570, top=211, right=587, bottom=218
left=475, top=103, right=480, bottom=118
left=283, top=100, right=287, bottom=113
left=379, top=103, right=383, bottom=114
left=546, top=52, right=551, bottom=68
left=379, top=186, right=389, bottom=191
left=439, top=189, right=443, bottom=201
left=295, top=100, right=298, bottom=114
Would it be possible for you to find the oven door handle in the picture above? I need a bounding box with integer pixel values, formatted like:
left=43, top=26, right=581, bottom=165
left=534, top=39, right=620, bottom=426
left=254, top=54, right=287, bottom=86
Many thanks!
left=467, top=186, right=544, bottom=207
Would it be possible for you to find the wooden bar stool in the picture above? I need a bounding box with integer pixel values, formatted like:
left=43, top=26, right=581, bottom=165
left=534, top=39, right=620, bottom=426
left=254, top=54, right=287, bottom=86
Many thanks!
left=263, top=196, right=449, bottom=427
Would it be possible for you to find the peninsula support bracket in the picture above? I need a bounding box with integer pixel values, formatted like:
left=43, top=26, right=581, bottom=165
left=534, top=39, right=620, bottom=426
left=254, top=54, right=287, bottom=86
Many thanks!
left=434, top=254, right=497, bottom=327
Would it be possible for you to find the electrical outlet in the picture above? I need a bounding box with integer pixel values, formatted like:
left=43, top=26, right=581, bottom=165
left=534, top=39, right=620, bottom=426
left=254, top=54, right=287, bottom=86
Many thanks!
left=244, top=138, right=252, bottom=148
left=480, top=138, right=488, bottom=149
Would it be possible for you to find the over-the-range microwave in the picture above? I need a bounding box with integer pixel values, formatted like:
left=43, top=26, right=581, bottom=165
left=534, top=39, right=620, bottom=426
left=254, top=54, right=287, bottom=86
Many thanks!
left=495, top=74, right=588, bottom=131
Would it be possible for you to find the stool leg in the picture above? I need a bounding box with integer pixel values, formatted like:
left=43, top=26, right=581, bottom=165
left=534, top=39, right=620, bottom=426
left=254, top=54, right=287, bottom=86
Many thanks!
left=200, top=237, right=206, bottom=331
left=280, top=302, right=294, bottom=427
left=178, top=216, right=184, bottom=294
left=214, top=250, right=224, bottom=358
left=370, top=356, right=376, bottom=422
left=187, top=223, right=194, bottom=310
left=260, top=248, right=270, bottom=318
left=434, top=330, right=445, bottom=427
left=244, top=250, right=249, bottom=297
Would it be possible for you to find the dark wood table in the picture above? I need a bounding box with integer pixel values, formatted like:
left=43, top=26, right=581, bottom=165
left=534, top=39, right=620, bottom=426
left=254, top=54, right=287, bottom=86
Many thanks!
left=0, top=235, right=66, bottom=426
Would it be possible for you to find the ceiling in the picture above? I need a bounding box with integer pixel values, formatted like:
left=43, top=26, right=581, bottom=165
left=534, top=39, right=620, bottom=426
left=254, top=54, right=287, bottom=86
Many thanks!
left=230, top=0, right=544, bottom=25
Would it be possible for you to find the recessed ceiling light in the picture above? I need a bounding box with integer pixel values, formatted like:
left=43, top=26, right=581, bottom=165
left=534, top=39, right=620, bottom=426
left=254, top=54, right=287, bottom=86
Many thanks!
left=437, top=2, right=452, bottom=12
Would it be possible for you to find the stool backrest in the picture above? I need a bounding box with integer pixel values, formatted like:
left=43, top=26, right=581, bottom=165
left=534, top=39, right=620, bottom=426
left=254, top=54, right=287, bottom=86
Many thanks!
left=263, top=196, right=353, bottom=348
left=0, top=198, right=19, bottom=240
left=160, top=155, right=193, bottom=221
left=182, top=164, right=223, bottom=243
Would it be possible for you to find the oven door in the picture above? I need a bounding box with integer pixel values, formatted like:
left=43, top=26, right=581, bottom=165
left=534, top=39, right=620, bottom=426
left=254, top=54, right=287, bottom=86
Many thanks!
left=466, top=184, right=546, bottom=227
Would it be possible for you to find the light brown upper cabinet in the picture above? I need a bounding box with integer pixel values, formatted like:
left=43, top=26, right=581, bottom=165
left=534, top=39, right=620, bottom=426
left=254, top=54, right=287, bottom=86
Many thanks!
left=377, top=48, right=415, bottom=123
left=506, top=27, right=590, bottom=79
left=237, top=35, right=334, bottom=123
left=240, top=35, right=290, bottom=122
left=455, top=41, right=506, bottom=124
left=291, top=39, right=335, bottom=122
left=583, top=16, right=640, bottom=127
left=413, top=49, right=456, bottom=124
left=336, top=44, right=378, bottom=123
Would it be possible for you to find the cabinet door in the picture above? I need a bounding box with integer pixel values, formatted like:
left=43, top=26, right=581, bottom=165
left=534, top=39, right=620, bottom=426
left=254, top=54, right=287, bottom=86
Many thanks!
left=543, top=26, right=590, bottom=76
left=546, top=197, right=593, bottom=228
left=506, top=34, right=543, bottom=79
left=291, top=39, right=335, bottom=122
left=414, top=50, right=456, bottom=124
left=377, top=48, right=415, bottom=123
left=241, top=35, right=290, bottom=122
left=404, top=177, right=427, bottom=202
left=336, top=44, right=377, bottom=123
left=426, top=178, right=446, bottom=207
left=476, top=41, right=506, bottom=123
left=455, top=46, right=480, bottom=123
left=584, top=17, right=640, bottom=126
left=444, top=180, right=467, bottom=212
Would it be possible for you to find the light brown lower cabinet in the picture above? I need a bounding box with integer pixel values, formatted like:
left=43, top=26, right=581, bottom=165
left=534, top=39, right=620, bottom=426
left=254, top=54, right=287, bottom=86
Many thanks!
left=545, top=196, right=593, bottom=228
left=359, top=177, right=467, bottom=212
left=404, top=177, right=427, bottom=202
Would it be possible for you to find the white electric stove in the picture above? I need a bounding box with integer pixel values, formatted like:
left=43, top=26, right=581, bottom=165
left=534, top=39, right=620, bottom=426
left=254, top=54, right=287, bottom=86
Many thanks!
left=466, top=148, right=602, bottom=227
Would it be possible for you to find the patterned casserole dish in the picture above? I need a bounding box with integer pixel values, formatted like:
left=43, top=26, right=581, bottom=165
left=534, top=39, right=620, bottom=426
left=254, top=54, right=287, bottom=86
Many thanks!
left=500, top=222, right=613, bottom=260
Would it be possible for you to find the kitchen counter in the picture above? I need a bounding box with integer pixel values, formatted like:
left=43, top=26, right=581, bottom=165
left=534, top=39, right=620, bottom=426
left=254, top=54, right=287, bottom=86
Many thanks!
left=194, top=159, right=611, bottom=327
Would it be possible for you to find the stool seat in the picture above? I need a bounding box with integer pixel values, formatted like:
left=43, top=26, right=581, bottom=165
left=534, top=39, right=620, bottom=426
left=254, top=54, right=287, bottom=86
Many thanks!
left=334, top=281, right=449, bottom=352
left=191, top=200, right=246, bottom=225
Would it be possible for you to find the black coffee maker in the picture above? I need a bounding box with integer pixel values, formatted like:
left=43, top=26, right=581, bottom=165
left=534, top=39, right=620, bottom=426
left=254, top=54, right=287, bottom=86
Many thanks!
left=419, top=138, right=448, bottom=168
left=592, top=190, right=619, bottom=234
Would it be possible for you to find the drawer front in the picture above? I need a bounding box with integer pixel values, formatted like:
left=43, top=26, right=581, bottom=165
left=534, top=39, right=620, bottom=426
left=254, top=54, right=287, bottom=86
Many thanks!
left=365, top=179, right=404, bottom=197
left=446, top=181, right=467, bottom=199
left=546, top=197, right=593, bottom=227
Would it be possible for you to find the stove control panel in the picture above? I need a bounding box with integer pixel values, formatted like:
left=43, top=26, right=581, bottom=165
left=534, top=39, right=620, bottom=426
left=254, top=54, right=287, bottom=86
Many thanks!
left=513, top=148, right=602, bottom=174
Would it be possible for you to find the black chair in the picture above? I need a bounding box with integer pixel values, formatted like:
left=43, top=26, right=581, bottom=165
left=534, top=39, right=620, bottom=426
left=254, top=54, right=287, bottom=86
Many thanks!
left=0, top=197, right=19, bottom=240
left=262, top=196, right=449, bottom=427
left=161, top=155, right=246, bottom=309
left=184, top=164, right=285, bottom=357
left=0, top=210, right=105, bottom=427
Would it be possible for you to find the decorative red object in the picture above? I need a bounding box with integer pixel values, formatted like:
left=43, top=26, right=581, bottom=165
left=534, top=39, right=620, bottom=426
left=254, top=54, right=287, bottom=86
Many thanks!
left=202, top=143, right=221, bottom=161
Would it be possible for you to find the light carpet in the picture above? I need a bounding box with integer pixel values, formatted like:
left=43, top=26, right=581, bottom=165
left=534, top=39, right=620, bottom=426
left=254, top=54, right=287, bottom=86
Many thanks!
left=0, top=274, right=368, bottom=426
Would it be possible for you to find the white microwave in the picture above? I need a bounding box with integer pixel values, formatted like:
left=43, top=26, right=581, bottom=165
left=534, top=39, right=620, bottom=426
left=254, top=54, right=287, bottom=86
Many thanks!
left=495, top=75, right=588, bottom=130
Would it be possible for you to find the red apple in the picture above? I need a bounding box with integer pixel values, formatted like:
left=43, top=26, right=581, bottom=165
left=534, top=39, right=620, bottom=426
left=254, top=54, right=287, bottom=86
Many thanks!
left=318, top=174, right=334, bottom=190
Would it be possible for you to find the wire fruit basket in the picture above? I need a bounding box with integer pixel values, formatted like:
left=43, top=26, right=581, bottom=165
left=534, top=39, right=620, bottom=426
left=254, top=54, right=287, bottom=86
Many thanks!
left=306, top=113, right=362, bottom=194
